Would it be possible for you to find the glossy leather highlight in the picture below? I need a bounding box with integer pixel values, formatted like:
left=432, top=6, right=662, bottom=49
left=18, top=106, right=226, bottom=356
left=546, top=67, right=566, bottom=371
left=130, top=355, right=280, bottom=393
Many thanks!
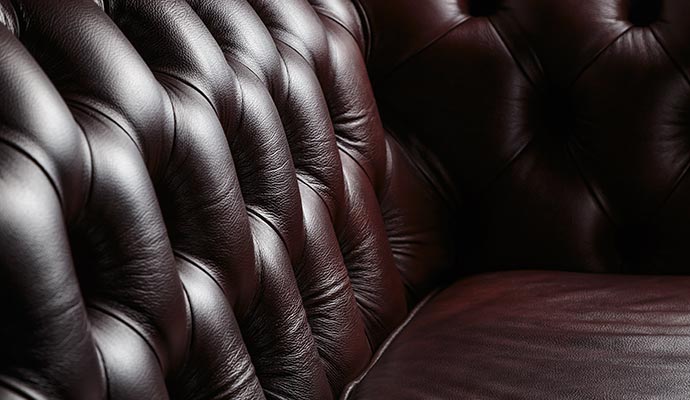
left=0, top=0, right=684, bottom=399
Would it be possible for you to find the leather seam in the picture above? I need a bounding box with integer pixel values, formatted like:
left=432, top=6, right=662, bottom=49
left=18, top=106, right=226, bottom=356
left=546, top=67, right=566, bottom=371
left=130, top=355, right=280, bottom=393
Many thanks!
left=336, top=142, right=377, bottom=189
left=154, top=70, right=220, bottom=119
left=340, top=289, right=440, bottom=399
left=0, top=137, right=64, bottom=211
left=174, top=251, right=228, bottom=298
left=236, top=66, right=247, bottom=133
left=66, top=100, right=145, bottom=158
left=177, top=280, right=195, bottom=379
left=274, top=37, right=313, bottom=76
left=229, top=56, right=274, bottom=95
left=649, top=26, right=690, bottom=89
left=279, top=46, right=293, bottom=109
left=383, top=128, right=458, bottom=211
left=94, top=342, right=110, bottom=400
left=86, top=304, right=165, bottom=372
left=158, top=85, right=178, bottom=184
left=246, top=206, right=293, bottom=264
left=296, top=175, right=336, bottom=223
left=487, top=15, right=538, bottom=89
left=225, top=74, right=265, bottom=317
left=566, top=137, right=618, bottom=229
left=244, top=266, right=264, bottom=332
left=567, top=26, right=633, bottom=89
left=480, top=136, right=534, bottom=196
left=69, top=116, right=95, bottom=214
left=318, top=11, right=362, bottom=54
left=376, top=15, right=471, bottom=85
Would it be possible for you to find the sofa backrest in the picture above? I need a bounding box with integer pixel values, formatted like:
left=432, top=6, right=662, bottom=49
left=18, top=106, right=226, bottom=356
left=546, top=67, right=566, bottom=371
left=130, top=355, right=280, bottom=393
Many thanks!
left=361, top=0, right=690, bottom=274
left=0, top=0, right=453, bottom=398
left=3, top=0, right=684, bottom=398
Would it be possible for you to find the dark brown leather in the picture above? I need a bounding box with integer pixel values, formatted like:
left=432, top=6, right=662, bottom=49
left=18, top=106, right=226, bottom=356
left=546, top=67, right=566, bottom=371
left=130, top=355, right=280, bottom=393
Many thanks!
left=0, top=0, right=452, bottom=398
left=345, top=271, right=690, bottom=400
left=360, top=0, right=690, bottom=274
left=0, top=0, right=685, bottom=398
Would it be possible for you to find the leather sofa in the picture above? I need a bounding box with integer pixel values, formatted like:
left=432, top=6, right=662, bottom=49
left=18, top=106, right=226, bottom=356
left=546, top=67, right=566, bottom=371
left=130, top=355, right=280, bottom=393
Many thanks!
left=1, top=0, right=688, bottom=398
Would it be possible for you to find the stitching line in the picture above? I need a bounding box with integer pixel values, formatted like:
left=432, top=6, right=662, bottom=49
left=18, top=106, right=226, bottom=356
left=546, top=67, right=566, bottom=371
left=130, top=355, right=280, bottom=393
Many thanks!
left=376, top=15, right=471, bottom=84
left=0, top=138, right=64, bottom=210
left=87, top=304, right=164, bottom=372
left=340, top=289, right=440, bottom=399
left=174, top=251, right=227, bottom=298
left=567, top=26, right=633, bottom=89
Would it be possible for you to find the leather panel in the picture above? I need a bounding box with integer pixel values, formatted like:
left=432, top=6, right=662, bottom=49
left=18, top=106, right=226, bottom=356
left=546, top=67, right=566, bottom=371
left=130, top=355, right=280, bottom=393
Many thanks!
left=348, top=271, right=690, bottom=400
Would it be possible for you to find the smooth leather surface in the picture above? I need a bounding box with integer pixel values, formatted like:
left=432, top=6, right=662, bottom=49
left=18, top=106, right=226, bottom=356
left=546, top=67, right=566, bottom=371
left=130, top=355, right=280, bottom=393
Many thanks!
left=346, top=271, right=690, bottom=400
left=0, top=0, right=686, bottom=398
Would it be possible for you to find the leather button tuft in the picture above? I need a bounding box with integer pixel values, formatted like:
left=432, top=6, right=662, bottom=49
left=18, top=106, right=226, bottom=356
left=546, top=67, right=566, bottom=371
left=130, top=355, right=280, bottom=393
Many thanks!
left=541, top=86, right=575, bottom=139
left=617, top=224, right=654, bottom=272
left=629, top=0, right=662, bottom=26
left=468, top=0, right=500, bottom=17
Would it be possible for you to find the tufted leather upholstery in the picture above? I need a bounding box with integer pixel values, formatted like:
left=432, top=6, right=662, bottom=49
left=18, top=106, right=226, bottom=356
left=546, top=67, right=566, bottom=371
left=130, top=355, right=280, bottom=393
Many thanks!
left=364, top=0, right=690, bottom=274
left=1, top=0, right=688, bottom=399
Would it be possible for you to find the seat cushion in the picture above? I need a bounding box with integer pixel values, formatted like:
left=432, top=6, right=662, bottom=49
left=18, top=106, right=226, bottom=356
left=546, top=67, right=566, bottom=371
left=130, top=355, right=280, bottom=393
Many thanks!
left=344, top=271, right=690, bottom=399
